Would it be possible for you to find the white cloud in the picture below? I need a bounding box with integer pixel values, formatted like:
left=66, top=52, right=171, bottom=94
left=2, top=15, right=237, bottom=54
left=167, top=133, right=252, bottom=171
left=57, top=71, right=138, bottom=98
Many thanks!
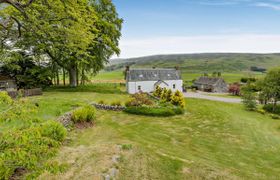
left=116, top=34, right=280, bottom=58
left=254, top=2, right=280, bottom=10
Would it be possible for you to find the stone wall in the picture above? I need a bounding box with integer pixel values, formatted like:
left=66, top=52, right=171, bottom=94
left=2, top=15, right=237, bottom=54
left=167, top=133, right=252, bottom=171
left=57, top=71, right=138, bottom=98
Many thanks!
left=92, top=103, right=126, bottom=111
left=57, top=112, right=73, bottom=128
left=7, top=88, right=43, bottom=98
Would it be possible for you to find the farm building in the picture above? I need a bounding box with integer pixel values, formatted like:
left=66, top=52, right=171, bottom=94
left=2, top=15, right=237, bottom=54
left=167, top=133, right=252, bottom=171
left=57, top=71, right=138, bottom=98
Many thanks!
left=125, top=67, right=183, bottom=94
left=0, top=74, right=17, bottom=91
left=193, top=77, right=228, bottom=93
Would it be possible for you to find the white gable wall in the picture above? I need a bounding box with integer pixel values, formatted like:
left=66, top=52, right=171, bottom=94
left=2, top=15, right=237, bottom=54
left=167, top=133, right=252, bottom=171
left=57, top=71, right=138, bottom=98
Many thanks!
left=127, top=80, right=183, bottom=94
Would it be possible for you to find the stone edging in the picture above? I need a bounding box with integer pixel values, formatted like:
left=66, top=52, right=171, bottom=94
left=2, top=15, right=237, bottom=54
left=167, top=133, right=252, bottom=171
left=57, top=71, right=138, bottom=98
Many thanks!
left=57, top=104, right=126, bottom=128
left=57, top=111, right=73, bottom=128
left=92, top=103, right=126, bottom=111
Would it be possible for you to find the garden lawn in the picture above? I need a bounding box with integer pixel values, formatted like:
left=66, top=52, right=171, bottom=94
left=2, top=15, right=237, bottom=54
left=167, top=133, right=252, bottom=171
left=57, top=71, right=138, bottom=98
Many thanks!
left=33, top=92, right=280, bottom=179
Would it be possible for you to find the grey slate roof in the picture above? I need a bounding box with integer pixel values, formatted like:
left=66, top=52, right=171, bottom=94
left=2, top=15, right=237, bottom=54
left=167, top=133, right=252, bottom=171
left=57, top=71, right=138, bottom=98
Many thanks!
left=194, top=77, right=225, bottom=86
left=127, top=68, right=181, bottom=82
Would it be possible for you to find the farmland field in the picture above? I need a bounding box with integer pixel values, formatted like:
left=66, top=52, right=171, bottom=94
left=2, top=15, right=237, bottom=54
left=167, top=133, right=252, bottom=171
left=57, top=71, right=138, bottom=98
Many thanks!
left=14, top=88, right=279, bottom=179
left=92, top=70, right=264, bottom=83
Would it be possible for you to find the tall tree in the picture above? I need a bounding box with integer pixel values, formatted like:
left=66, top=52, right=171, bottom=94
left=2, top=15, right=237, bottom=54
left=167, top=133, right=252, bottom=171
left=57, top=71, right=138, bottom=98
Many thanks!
left=1, top=0, right=122, bottom=87
left=258, top=68, right=280, bottom=110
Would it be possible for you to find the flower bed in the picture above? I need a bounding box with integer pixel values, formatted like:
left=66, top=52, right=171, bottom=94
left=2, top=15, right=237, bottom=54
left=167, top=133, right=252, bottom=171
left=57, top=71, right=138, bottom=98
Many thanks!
left=124, top=90, right=186, bottom=117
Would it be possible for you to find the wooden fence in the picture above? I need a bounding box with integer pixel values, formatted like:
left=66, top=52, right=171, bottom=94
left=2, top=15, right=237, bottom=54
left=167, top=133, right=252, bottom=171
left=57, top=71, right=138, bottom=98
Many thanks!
left=7, top=88, right=43, bottom=98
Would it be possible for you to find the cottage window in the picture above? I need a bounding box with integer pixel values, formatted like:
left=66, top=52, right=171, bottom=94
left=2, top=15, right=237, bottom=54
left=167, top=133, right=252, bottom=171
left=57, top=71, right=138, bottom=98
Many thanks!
left=138, top=86, right=141, bottom=91
left=173, top=84, right=176, bottom=89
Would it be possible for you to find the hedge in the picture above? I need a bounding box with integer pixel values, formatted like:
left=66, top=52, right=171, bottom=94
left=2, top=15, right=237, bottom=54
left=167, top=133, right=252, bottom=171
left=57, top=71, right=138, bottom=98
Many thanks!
left=124, top=106, right=185, bottom=117
left=263, top=104, right=280, bottom=115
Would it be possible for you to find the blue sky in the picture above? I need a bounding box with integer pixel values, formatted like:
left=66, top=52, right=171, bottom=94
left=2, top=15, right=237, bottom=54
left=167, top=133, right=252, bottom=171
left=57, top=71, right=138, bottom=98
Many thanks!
left=112, top=0, right=280, bottom=58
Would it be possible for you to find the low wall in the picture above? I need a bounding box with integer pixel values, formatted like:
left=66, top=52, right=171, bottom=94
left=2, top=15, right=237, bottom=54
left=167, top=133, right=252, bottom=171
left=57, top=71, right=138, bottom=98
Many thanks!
left=7, top=88, right=43, bottom=98
left=57, top=104, right=126, bottom=128
left=92, top=103, right=126, bottom=111
left=57, top=112, right=73, bottom=128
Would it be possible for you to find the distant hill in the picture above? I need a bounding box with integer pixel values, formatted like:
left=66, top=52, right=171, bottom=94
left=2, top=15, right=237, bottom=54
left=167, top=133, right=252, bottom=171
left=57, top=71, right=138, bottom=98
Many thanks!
left=107, top=53, right=280, bottom=73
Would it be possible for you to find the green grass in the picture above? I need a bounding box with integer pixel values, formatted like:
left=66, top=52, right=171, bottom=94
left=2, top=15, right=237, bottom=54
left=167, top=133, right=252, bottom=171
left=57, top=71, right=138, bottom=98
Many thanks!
left=92, top=70, right=264, bottom=84
left=182, top=72, right=265, bottom=83
left=45, top=83, right=126, bottom=94
left=29, top=91, right=129, bottom=120
left=203, top=93, right=242, bottom=99
left=91, top=71, right=124, bottom=81
left=27, top=91, right=280, bottom=179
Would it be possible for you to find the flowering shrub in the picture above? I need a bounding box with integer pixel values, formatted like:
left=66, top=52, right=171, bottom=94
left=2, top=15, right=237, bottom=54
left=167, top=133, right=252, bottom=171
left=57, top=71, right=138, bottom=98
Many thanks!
left=125, top=93, right=154, bottom=107
left=229, top=83, right=241, bottom=96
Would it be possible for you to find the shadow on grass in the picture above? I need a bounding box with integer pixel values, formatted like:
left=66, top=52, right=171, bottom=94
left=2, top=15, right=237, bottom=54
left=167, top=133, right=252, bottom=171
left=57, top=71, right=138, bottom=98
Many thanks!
left=44, top=83, right=126, bottom=94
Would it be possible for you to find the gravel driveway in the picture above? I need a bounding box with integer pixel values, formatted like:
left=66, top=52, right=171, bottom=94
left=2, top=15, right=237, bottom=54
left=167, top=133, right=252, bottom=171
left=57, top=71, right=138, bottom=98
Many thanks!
left=184, top=92, right=242, bottom=104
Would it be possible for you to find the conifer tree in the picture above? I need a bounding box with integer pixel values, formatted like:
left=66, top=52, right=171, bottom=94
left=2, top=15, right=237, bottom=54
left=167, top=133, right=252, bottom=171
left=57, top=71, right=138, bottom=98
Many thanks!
left=171, top=90, right=185, bottom=108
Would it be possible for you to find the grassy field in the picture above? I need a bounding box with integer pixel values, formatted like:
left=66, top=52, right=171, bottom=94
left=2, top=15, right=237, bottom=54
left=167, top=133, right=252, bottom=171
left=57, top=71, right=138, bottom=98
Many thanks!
left=108, top=53, right=280, bottom=72
left=92, top=70, right=264, bottom=83
left=16, top=90, right=278, bottom=179
left=92, top=71, right=125, bottom=81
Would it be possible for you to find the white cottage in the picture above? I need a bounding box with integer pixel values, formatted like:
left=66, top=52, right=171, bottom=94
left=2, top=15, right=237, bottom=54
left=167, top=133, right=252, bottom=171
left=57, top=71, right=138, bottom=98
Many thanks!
left=125, top=67, right=183, bottom=94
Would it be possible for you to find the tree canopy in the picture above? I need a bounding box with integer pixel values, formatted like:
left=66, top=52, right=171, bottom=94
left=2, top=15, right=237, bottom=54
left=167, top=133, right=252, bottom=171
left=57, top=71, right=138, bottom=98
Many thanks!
left=0, top=0, right=122, bottom=87
left=257, top=68, right=280, bottom=109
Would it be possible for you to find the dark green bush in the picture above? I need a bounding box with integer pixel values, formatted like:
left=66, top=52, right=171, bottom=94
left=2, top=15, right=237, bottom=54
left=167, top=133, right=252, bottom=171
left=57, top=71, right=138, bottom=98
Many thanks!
left=263, top=104, right=280, bottom=115
left=241, top=91, right=257, bottom=111
left=270, top=114, right=280, bottom=120
left=40, top=121, right=67, bottom=142
left=71, top=105, right=96, bottom=123
left=124, top=106, right=184, bottom=117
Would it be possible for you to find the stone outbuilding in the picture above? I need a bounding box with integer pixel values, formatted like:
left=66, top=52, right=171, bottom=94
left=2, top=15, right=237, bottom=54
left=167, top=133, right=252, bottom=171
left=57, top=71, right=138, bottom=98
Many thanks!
left=193, top=77, right=228, bottom=93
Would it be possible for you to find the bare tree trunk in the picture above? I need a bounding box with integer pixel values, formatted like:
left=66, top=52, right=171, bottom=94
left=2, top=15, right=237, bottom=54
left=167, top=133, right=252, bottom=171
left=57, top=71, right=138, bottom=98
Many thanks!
left=52, top=76, right=55, bottom=86
left=56, top=68, right=60, bottom=86
left=69, top=65, right=77, bottom=87
left=76, top=64, right=79, bottom=86
left=81, top=68, right=85, bottom=85
left=273, top=99, right=277, bottom=112
left=63, top=68, right=66, bottom=86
